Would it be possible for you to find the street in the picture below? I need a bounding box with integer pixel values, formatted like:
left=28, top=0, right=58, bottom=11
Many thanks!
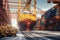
left=0, top=31, right=60, bottom=40
left=0, top=0, right=60, bottom=40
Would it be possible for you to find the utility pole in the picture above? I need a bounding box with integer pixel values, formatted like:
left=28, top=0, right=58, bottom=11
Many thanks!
left=34, top=0, right=36, bottom=16
left=18, top=0, right=21, bottom=21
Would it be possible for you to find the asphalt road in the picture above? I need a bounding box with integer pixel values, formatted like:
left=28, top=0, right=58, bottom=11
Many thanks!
left=0, top=31, right=60, bottom=40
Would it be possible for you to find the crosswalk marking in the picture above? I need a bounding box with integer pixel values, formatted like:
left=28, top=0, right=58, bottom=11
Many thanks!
left=16, top=31, right=60, bottom=40
left=31, top=31, right=60, bottom=35
left=23, top=32, right=52, bottom=40
left=17, top=34, right=25, bottom=37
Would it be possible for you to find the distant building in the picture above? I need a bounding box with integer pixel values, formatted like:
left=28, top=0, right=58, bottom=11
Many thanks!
left=40, top=5, right=60, bottom=31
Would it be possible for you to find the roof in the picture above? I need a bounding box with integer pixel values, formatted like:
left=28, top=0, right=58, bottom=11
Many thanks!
left=44, top=5, right=58, bottom=19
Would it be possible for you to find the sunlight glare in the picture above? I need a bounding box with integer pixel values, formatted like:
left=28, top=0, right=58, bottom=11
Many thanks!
left=11, top=19, right=19, bottom=29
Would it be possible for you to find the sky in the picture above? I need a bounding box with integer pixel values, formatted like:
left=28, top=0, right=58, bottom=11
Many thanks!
left=31, top=0, right=56, bottom=11
left=31, top=0, right=56, bottom=18
left=10, top=0, right=56, bottom=12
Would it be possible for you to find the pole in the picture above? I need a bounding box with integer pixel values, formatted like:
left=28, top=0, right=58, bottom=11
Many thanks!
left=34, top=0, right=36, bottom=16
